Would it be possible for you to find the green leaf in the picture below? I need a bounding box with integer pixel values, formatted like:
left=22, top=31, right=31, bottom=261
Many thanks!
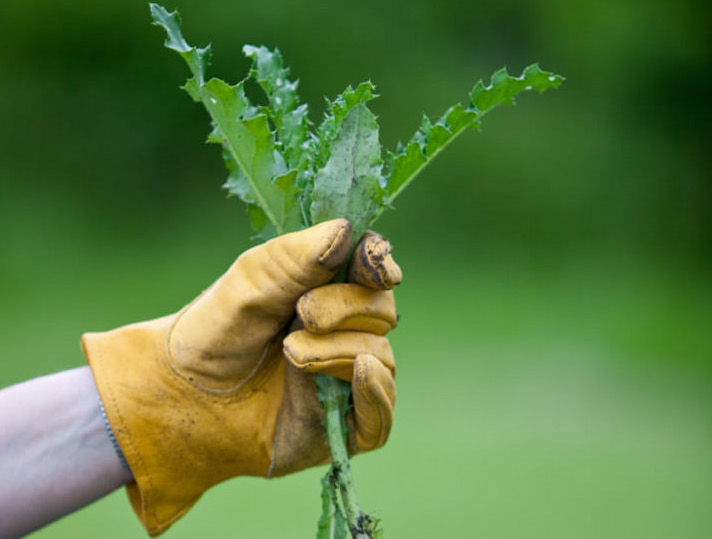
left=201, top=79, right=301, bottom=234
left=383, top=64, right=563, bottom=211
left=150, top=4, right=302, bottom=236
left=243, top=45, right=310, bottom=172
left=310, top=103, right=385, bottom=241
left=440, top=103, right=479, bottom=133
left=309, top=81, right=377, bottom=172
left=150, top=4, right=210, bottom=87
left=243, top=45, right=298, bottom=112
left=470, top=64, right=564, bottom=114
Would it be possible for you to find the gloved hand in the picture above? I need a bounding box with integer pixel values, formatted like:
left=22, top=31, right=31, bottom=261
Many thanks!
left=81, top=219, right=401, bottom=536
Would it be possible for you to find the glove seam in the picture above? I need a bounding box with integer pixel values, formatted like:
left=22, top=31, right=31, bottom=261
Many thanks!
left=164, top=307, right=276, bottom=397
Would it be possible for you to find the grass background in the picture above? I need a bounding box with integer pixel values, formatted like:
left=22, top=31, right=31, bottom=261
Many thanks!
left=1, top=0, right=710, bottom=536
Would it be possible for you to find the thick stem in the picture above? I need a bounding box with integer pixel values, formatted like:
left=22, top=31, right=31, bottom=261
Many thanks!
left=317, top=375, right=376, bottom=539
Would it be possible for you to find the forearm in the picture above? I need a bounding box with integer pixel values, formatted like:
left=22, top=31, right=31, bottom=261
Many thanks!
left=0, top=366, right=133, bottom=538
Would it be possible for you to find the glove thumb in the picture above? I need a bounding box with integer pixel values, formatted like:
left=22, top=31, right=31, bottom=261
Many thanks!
left=168, top=219, right=353, bottom=391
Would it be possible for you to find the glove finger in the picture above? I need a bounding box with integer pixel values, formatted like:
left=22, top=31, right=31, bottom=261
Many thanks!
left=348, top=231, right=402, bottom=290
left=352, top=354, right=396, bottom=451
left=218, top=218, right=352, bottom=310
left=297, top=284, right=397, bottom=335
left=283, top=330, right=395, bottom=382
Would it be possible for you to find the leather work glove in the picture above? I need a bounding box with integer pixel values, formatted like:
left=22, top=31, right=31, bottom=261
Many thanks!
left=81, top=219, right=401, bottom=536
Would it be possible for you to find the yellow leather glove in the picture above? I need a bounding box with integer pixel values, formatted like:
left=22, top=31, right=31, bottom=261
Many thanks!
left=81, top=219, right=401, bottom=536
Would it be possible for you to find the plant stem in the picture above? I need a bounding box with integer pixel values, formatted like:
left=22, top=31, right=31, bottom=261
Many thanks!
left=317, top=375, right=376, bottom=539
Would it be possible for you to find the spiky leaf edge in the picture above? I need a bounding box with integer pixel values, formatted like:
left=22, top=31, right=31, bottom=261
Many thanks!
left=383, top=64, right=564, bottom=214
left=150, top=3, right=302, bottom=239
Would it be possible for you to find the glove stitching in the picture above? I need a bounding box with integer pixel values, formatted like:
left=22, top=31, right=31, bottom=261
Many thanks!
left=164, top=306, right=276, bottom=397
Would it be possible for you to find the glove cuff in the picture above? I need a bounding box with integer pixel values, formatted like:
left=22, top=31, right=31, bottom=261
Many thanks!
left=82, top=319, right=280, bottom=536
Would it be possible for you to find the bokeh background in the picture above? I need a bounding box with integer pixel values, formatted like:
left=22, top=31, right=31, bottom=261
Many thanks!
left=1, top=0, right=710, bottom=537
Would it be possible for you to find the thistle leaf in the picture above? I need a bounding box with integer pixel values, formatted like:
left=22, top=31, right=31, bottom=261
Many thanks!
left=309, top=81, right=377, bottom=172
left=243, top=45, right=310, bottom=172
left=150, top=4, right=301, bottom=236
left=310, top=103, right=385, bottom=241
left=383, top=64, right=563, bottom=210
left=470, top=64, right=564, bottom=113
left=149, top=3, right=210, bottom=84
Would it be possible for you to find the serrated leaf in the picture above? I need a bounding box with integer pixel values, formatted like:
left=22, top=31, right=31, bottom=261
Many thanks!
left=243, top=45, right=298, bottom=111
left=243, top=45, right=310, bottom=172
left=441, top=103, right=479, bottom=132
left=151, top=4, right=301, bottom=236
left=384, top=141, right=426, bottom=203
left=201, top=78, right=301, bottom=231
left=310, top=104, right=384, bottom=241
left=383, top=63, right=563, bottom=210
left=150, top=4, right=210, bottom=82
left=338, top=81, right=377, bottom=114
left=470, top=64, right=564, bottom=114
left=424, top=123, right=452, bottom=157
left=309, top=81, right=377, bottom=172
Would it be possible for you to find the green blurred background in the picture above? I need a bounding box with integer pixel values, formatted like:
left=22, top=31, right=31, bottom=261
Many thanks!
left=1, top=0, right=710, bottom=537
